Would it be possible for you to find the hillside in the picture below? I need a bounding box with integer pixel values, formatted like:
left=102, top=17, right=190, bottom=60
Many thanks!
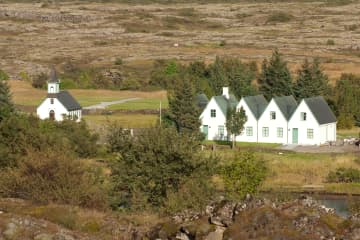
left=1, top=0, right=360, bottom=83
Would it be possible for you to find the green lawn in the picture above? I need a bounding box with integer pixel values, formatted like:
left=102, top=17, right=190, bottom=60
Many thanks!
left=337, top=127, right=360, bottom=138
left=107, top=98, right=168, bottom=110
left=83, top=113, right=158, bottom=128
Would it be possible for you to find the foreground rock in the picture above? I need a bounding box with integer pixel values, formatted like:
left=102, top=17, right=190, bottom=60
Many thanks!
left=1, top=196, right=360, bottom=239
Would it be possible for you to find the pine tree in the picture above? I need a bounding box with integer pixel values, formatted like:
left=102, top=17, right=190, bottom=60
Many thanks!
left=294, top=58, right=330, bottom=100
left=226, top=107, right=247, bottom=149
left=0, top=70, right=14, bottom=121
left=168, top=80, right=201, bottom=134
left=258, top=49, right=293, bottom=100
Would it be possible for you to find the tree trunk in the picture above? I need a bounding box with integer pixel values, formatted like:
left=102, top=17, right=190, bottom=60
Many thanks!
left=232, top=134, right=235, bottom=149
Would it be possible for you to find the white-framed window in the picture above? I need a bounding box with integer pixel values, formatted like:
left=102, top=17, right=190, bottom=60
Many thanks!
left=277, top=127, right=283, bottom=138
left=301, top=112, right=307, bottom=121
left=211, top=109, right=216, bottom=118
left=262, top=127, right=269, bottom=137
left=246, top=126, right=253, bottom=136
left=270, top=111, right=276, bottom=120
left=218, top=125, right=224, bottom=138
left=307, top=128, right=314, bottom=139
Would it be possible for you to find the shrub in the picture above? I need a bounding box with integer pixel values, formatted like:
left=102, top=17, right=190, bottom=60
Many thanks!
left=267, top=12, right=293, bottom=23
left=114, top=57, right=123, bottom=65
left=337, top=113, right=353, bottom=129
left=32, top=72, right=48, bottom=89
left=0, top=69, right=9, bottom=81
left=0, top=150, right=107, bottom=209
left=108, top=125, right=217, bottom=211
left=327, top=39, right=335, bottom=45
left=221, top=151, right=267, bottom=200
left=327, top=167, right=360, bottom=183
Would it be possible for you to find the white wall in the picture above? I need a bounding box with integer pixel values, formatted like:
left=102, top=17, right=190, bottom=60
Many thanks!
left=199, top=98, right=227, bottom=141
left=48, top=83, right=59, bottom=94
left=258, top=99, right=289, bottom=144
left=37, top=98, right=68, bottom=121
left=37, top=98, right=82, bottom=122
left=288, top=100, right=320, bottom=145
left=319, top=123, right=337, bottom=144
left=235, top=99, right=259, bottom=142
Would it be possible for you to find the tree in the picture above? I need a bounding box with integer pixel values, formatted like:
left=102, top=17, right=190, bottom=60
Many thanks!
left=168, top=79, right=201, bottom=134
left=334, top=74, right=360, bottom=127
left=258, top=49, right=293, bottom=100
left=221, top=151, right=267, bottom=200
left=107, top=126, right=217, bottom=210
left=293, top=58, right=331, bottom=100
left=0, top=69, right=14, bottom=121
left=208, top=56, right=257, bottom=98
left=226, top=107, right=247, bottom=149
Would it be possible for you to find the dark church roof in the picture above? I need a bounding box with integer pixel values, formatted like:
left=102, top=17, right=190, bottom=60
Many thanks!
left=273, top=96, right=298, bottom=120
left=195, top=93, right=209, bottom=110
left=304, top=96, right=336, bottom=125
left=48, top=67, right=60, bottom=83
left=243, top=95, right=268, bottom=120
left=214, top=94, right=238, bottom=116
left=50, top=91, right=81, bottom=111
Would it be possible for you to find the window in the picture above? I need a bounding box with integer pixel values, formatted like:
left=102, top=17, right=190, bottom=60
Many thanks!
left=307, top=128, right=314, bottom=139
left=50, top=98, right=54, bottom=104
left=277, top=127, right=283, bottom=138
left=262, top=127, right=269, bottom=137
left=246, top=127, right=253, bottom=136
left=301, top=112, right=307, bottom=121
left=211, top=109, right=216, bottom=118
left=270, top=111, right=276, bottom=120
left=218, top=125, right=224, bottom=137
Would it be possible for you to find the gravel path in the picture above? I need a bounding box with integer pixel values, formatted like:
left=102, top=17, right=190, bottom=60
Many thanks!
left=83, top=98, right=141, bottom=110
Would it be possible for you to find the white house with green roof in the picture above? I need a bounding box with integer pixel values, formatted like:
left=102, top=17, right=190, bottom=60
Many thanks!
left=199, top=87, right=238, bottom=140
left=288, top=96, right=336, bottom=145
left=258, top=96, right=298, bottom=144
left=235, top=95, right=268, bottom=143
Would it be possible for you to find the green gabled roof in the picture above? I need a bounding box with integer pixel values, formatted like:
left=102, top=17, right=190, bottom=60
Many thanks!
left=304, top=96, right=336, bottom=124
left=243, top=95, right=268, bottom=120
left=213, top=94, right=238, bottom=116
left=273, top=95, right=298, bottom=120
left=195, top=93, right=209, bottom=110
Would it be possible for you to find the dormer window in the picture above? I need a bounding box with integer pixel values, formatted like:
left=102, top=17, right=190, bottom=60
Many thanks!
left=50, top=98, right=54, bottom=104
left=270, top=111, right=276, bottom=120
left=211, top=109, right=216, bottom=118
left=301, top=112, right=307, bottom=121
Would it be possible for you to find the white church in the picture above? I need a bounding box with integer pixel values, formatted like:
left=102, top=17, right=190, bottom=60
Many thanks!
left=199, top=87, right=337, bottom=146
left=37, top=68, right=82, bottom=122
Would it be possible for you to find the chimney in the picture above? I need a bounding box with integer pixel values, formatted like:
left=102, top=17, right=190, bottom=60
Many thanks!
left=222, top=87, right=229, bottom=99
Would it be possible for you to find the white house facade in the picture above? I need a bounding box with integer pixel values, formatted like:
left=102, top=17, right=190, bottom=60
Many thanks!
left=199, top=87, right=337, bottom=145
left=37, top=68, right=82, bottom=122
left=258, top=96, right=297, bottom=144
left=288, top=96, right=336, bottom=145
left=199, top=87, right=238, bottom=141
left=235, top=95, right=267, bottom=143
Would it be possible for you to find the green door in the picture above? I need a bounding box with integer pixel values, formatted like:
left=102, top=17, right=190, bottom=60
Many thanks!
left=292, top=128, right=298, bottom=144
left=203, top=125, right=208, bottom=140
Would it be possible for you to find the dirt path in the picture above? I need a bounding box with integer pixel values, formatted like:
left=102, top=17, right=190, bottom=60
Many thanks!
left=83, top=97, right=140, bottom=110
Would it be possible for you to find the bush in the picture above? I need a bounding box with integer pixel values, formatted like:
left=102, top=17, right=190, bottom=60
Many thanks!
left=327, top=167, right=360, bottom=183
left=0, top=150, right=107, bottom=209
left=114, top=57, right=123, bottom=65
left=327, top=39, right=335, bottom=45
left=108, top=125, right=217, bottom=211
left=267, top=12, right=293, bottom=23
left=337, top=113, right=353, bottom=129
left=32, top=72, right=48, bottom=89
left=0, top=69, right=9, bottom=81
left=221, top=151, right=267, bottom=200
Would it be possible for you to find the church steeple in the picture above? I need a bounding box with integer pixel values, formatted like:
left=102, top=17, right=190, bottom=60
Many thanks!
left=48, top=66, right=60, bottom=94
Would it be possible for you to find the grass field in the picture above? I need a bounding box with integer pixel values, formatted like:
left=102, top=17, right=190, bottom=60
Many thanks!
left=9, top=81, right=167, bottom=108
left=337, top=127, right=360, bottom=138
left=206, top=144, right=360, bottom=194
left=108, top=98, right=168, bottom=110
left=83, top=113, right=158, bottom=129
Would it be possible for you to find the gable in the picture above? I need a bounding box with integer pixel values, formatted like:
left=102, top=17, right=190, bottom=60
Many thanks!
left=55, top=91, right=82, bottom=111
left=242, top=95, right=268, bottom=120
left=273, top=96, right=298, bottom=120
left=304, top=97, right=336, bottom=125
